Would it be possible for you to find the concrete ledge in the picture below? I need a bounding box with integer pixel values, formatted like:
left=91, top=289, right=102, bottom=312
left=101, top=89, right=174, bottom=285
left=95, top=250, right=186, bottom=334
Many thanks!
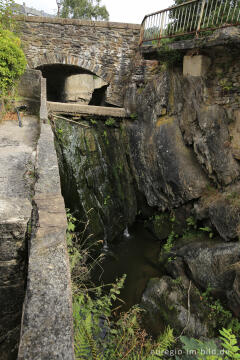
left=141, top=27, right=240, bottom=57
left=48, top=101, right=127, bottom=117
left=15, top=15, right=141, bottom=30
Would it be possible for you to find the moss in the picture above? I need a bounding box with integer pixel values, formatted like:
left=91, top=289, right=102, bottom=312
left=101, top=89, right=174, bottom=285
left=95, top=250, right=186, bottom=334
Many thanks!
left=54, top=116, right=137, bottom=244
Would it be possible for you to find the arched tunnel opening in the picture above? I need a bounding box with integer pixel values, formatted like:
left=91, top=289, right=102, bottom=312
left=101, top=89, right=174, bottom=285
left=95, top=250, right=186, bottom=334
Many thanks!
left=36, top=64, right=109, bottom=105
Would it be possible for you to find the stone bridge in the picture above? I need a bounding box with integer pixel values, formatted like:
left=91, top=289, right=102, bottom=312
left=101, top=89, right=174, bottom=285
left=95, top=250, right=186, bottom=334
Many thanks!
left=17, top=16, right=140, bottom=107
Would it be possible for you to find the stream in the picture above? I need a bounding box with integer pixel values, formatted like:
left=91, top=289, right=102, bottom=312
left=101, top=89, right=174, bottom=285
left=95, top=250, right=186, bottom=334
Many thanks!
left=92, top=222, right=163, bottom=312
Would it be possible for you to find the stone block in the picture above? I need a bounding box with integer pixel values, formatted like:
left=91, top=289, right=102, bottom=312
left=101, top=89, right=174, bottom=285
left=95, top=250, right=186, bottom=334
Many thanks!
left=183, top=55, right=211, bottom=77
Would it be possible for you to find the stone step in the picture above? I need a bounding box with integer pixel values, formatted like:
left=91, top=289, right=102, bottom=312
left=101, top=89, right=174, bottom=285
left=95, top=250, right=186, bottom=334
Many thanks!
left=47, top=101, right=126, bottom=118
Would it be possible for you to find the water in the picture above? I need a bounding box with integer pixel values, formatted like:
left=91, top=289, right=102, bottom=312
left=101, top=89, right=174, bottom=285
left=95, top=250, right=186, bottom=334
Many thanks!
left=123, top=226, right=130, bottom=238
left=92, top=222, right=163, bottom=311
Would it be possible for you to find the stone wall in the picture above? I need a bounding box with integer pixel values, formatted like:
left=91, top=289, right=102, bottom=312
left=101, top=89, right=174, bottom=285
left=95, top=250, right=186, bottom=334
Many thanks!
left=0, top=116, right=40, bottom=360
left=17, top=16, right=140, bottom=107
left=17, top=69, right=42, bottom=113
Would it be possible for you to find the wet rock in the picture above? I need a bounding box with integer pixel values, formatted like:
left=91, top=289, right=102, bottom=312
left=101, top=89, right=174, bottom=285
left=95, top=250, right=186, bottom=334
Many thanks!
left=170, top=240, right=240, bottom=295
left=54, top=118, right=137, bottom=243
left=141, top=276, right=210, bottom=338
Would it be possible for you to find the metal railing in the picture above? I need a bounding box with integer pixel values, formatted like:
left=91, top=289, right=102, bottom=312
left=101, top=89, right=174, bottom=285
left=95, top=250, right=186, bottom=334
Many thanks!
left=139, top=0, right=240, bottom=45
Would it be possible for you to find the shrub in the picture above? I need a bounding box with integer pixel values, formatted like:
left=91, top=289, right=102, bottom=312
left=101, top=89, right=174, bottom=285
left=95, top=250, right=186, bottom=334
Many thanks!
left=0, top=28, right=27, bottom=95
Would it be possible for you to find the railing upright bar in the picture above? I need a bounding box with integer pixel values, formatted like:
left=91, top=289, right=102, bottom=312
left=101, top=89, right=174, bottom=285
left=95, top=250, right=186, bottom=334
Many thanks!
left=159, top=11, right=165, bottom=39
left=237, top=2, right=240, bottom=22
left=153, top=14, right=157, bottom=34
left=194, top=1, right=201, bottom=31
left=156, top=13, right=161, bottom=37
left=197, top=0, right=206, bottom=34
left=189, top=2, right=197, bottom=31
left=172, top=8, right=178, bottom=34
left=206, top=0, right=214, bottom=28
left=226, top=0, right=233, bottom=23
left=231, top=1, right=238, bottom=23
left=176, top=5, right=184, bottom=33
left=182, top=2, right=189, bottom=32
left=202, top=0, right=209, bottom=28
left=186, top=2, right=193, bottom=31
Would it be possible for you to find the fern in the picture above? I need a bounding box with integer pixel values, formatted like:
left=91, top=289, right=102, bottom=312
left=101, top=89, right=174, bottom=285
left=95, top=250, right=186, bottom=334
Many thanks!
left=146, top=326, right=175, bottom=359
left=219, top=328, right=240, bottom=360
left=179, top=336, right=222, bottom=360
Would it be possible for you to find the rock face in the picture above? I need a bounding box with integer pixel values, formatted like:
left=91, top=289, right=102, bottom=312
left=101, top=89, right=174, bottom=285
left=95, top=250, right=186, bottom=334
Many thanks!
left=124, top=39, right=240, bottom=337
left=62, top=74, right=108, bottom=104
left=0, top=116, right=39, bottom=360
left=141, top=276, right=210, bottom=338
left=54, top=118, right=137, bottom=243
left=125, top=70, right=208, bottom=210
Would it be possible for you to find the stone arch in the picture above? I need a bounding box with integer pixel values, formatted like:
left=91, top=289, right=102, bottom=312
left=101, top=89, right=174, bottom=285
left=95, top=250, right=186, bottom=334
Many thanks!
left=30, top=52, right=112, bottom=104
left=27, top=52, right=111, bottom=85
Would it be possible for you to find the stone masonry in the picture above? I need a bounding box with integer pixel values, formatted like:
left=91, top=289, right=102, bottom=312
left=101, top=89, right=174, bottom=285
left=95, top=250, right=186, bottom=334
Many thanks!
left=17, top=16, right=140, bottom=106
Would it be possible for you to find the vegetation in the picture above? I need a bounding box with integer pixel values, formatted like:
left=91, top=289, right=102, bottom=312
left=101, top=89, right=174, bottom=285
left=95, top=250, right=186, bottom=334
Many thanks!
left=0, top=0, right=26, bottom=96
left=66, top=209, right=176, bottom=359
left=179, top=328, right=240, bottom=360
left=105, top=117, right=115, bottom=126
left=60, top=0, right=109, bottom=20
left=66, top=209, right=240, bottom=359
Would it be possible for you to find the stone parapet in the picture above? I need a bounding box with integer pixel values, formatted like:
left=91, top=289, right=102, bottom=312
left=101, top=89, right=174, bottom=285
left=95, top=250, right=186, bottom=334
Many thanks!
left=18, top=122, right=74, bottom=359
left=16, top=15, right=140, bottom=29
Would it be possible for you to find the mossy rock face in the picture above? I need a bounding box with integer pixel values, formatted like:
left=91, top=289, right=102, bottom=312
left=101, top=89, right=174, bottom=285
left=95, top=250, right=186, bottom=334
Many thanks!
left=54, top=118, right=137, bottom=243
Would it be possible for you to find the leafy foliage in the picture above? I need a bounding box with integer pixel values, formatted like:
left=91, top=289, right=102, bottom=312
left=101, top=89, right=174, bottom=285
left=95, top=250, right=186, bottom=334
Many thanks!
left=61, top=0, right=109, bottom=20
left=0, top=0, right=26, bottom=95
left=105, top=117, right=115, bottom=126
left=220, top=328, right=240, bottom=359
left=0, top=0, right=16, bottom=31
left=178, top=328, right=240, bottom=360
left=66, top=209, right=175, bottom=359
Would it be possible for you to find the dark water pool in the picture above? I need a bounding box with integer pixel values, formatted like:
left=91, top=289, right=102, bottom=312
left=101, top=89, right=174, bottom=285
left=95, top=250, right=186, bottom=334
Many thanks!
left=92, top=222, right=163, bottom=311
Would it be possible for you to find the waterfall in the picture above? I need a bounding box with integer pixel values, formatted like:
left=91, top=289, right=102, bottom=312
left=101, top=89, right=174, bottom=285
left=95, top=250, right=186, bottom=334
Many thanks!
left=123, top=226, right=130, bottom=238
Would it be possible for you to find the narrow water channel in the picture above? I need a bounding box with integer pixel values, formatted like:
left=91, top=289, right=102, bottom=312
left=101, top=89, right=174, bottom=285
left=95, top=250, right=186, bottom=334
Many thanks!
left=92, top=222, right=163, bottom=311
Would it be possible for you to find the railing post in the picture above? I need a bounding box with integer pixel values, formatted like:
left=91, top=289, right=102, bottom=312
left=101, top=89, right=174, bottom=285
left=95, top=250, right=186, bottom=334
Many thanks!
left=196, top=0, right=206, bottom=35
left=159, top=13, right=165, bottom=43
left=139, top=20, right=145, bottom=46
